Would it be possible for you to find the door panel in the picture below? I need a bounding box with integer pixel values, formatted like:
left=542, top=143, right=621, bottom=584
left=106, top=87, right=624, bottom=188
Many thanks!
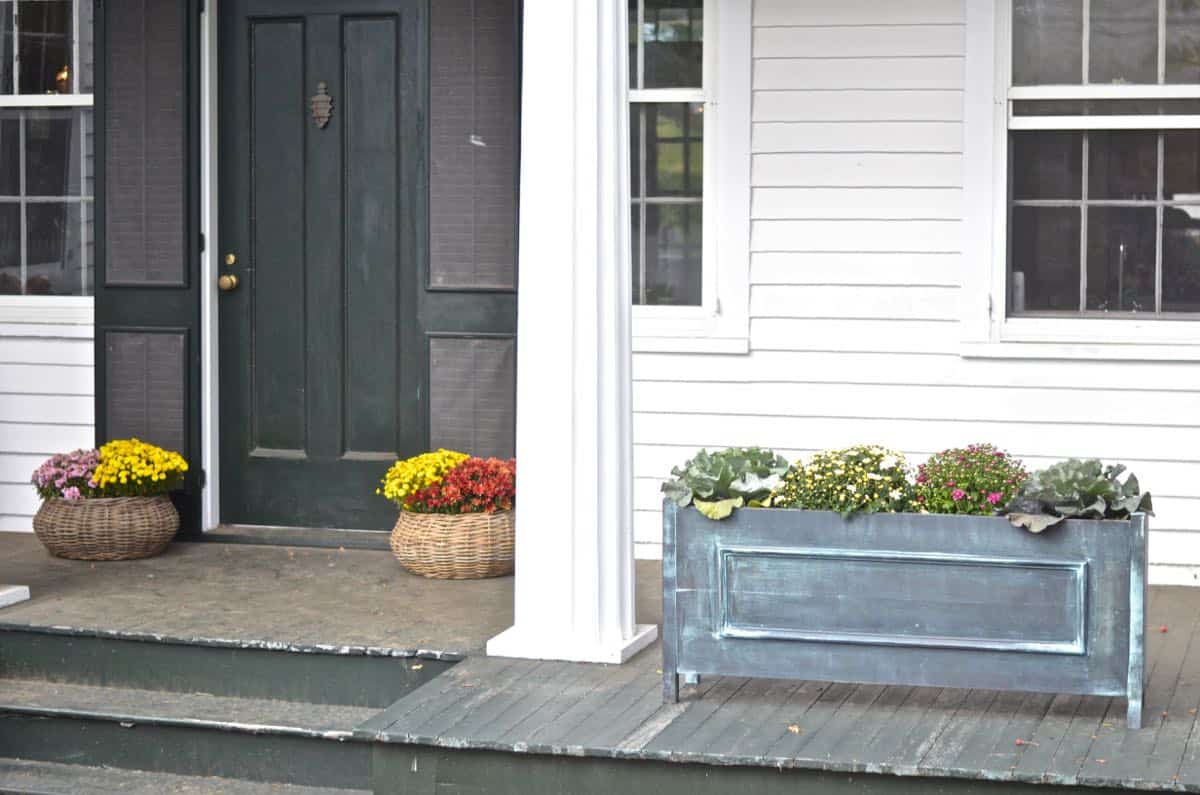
left=220, top=0, right=518, bottom=530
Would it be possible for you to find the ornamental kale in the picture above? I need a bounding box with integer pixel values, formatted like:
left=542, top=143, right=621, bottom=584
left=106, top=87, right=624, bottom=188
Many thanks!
left=662, top=447, right=789, bottom=520
left=913, top=444, right=1029, bottom=517
left=1006, top=459, right=1153, bottom=533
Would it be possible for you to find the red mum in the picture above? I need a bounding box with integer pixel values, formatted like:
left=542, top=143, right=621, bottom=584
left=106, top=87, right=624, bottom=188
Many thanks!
left=406, top=457, right=516, bottom=514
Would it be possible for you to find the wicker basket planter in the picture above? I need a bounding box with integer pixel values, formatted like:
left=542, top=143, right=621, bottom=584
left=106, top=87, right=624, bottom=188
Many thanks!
left=390, top=509, right=514, bottom=579
left=32, top=495, right=180, bottom=561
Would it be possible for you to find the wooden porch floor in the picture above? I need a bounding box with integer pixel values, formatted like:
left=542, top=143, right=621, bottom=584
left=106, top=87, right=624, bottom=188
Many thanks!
left=4, top=532, right=1200, bottom=790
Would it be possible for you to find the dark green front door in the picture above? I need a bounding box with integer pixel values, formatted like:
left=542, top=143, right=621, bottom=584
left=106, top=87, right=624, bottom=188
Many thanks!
left=218, top=0, right=518, bottom=530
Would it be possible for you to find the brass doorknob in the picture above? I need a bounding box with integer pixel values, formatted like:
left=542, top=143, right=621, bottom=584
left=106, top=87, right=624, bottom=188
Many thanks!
left=218, top=273, right=240, bottom=292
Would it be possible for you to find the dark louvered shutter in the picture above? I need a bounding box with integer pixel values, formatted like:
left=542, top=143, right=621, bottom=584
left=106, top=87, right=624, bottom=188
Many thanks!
left=95, top=0, right=201, bottom=532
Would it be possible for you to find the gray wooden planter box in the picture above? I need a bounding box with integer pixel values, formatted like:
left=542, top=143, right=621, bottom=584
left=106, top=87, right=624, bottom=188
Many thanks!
left=661, top=502, right=1149, bottom=728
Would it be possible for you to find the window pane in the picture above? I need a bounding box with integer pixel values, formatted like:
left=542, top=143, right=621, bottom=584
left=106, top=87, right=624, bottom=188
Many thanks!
left=1163, top=205, right=1200, bottom=311
left=639, top=203, right=701, bottom=306
left=1011, top=132, right=1081, bottom=200
left=24, top=108, right=83, bottom=195
left=1086, top=207, right=1156, bottom=312
left=79, top=0, right=93, bottom=93
left=26, top=201, right=81, bottom=295
left=0, top=3, right=13, bottom=94
left=1165, top=131, right=1200, bottom=201
left=629, top=0, right=639, bottom=89
left=1167, top=0, right=1200, bottom=83
left=1011, top=206, right=1081, bottom=312
left=0, top=113, right=17, bottom=195
left=643, top=0, right=702, bottom=88
left=1012, top=0, right=1083, bottom=85
left=0, top=203, right=17, bottom=293
left=17, top=0, right=73, bottom=94
left=1088, top=131, right=1158, bottom=200
left=1090, top=0, right=1158, bottom=85
left=646, top=102, right=702, bottom=197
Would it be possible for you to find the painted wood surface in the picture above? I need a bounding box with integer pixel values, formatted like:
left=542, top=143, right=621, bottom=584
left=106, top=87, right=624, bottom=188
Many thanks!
left=366, top=583, right=1200, bottom=790
left=0, top=323, right=94, bottom=532
left=628, top=0, right=1200, bottom=588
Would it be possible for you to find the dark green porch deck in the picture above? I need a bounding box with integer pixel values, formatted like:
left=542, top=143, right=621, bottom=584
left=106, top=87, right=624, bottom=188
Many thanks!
left=1, top=531, right=1199, bottom=792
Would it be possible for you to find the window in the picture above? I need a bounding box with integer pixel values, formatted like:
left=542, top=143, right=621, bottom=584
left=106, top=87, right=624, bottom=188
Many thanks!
left=628, top=0, right=705, bottom=307
left=1007, top=0, right=1200, bottom=317
left=0, top=0, right=93, bottom=297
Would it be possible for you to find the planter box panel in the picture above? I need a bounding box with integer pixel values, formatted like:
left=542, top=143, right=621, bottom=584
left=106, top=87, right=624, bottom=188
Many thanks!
left=663, top=504, right=1148, bottom=728
left=719, top=547, right=1087, bottom=654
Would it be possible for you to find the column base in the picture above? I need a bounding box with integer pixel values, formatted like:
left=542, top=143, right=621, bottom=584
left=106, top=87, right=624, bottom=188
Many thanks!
left=0, top=585, right=30, bottom=609
left=486, top=623, right=658, bottom=665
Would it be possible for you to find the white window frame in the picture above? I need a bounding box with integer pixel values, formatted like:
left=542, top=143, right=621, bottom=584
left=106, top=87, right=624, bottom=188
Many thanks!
left=962, top=0, right=1200, bottom=361
left=629, top=0, right=750, bottom=355
left=0, top=0, right=95, bottom=324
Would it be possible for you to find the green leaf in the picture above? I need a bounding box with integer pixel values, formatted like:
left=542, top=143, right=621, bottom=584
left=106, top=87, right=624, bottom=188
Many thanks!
left=694, top=496, right=743, bottom=521
left=1008, top=512, right=1064, bottom=534
left=661, top=479, right=693, bottom=507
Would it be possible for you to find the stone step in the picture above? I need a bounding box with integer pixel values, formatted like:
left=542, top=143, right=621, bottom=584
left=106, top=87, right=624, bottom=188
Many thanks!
left=0, top=679, right=379, bottom=789
left=0, top=758, right=369, bottom=795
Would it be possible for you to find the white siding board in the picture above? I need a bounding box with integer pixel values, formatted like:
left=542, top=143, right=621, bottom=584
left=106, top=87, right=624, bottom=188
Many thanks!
left=634, top=413, right=1200, bottom=469
left=754, top=0, right=964, bottom=26
left=753, top=188, right=964, bottom=220
left=633, top=350, right=1198, bottom=392
left=752, top=220, right=963, bottom=254
left=634, top=381, right=1200, bottom=429
left=751, top=285, right=959, bottom=321
left=0, top=363, right=93, bottom=395
left=0, top=322, right=95, bottom=531
left=754, top=90, right=963, bottom=123
left=753, top=153, right=961, bottom=187
left=0, top=394, right=94, bottom=425
left=1, top=422, right=94, bottom=455
left=753, top=122, right=963, bottom=154
left=751, top=253, right=962, bottom=285
left=0, top=338, right=93, bottom=366
left=754, top=26, right=964, bottom=59
left=755, top=58, right=965, bottom=91
left=750, top=319, right=961, bottom=353
left=0, top=453, right=46, bottom=484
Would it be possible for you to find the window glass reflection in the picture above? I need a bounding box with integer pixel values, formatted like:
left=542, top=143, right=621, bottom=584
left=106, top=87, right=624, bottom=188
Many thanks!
left=17, top=0, right=73, bottom=94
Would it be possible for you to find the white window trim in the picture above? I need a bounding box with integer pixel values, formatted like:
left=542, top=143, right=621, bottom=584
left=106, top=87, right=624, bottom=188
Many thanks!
left=631, top=0, right=750, bottom=355
left=962, top=0, right=1200, bottom=362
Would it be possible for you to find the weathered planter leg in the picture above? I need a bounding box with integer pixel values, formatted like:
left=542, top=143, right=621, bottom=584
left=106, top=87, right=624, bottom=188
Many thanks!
left=663, top=671, right=679, bottom=703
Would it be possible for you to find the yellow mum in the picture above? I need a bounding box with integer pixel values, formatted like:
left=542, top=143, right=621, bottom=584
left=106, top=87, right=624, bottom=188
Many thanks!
left=92, top=438, right=188, bottom=497
left=379, top=449, right=468, bottom=507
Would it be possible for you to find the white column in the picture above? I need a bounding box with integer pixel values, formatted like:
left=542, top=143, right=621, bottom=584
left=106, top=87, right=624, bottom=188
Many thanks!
left=0, top=585, right=30, bottom=608
left=486, top=0, right=657, bottom=664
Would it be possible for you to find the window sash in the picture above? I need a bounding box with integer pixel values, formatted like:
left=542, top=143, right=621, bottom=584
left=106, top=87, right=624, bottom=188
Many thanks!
left=2, top=0, right=89, bottom=99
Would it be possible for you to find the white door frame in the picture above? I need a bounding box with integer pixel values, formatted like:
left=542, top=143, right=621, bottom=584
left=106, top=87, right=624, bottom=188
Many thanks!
left=199, top=0, right=220, bottom=531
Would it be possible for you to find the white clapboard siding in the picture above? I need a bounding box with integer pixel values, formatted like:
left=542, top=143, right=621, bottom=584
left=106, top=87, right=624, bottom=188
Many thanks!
left=751, top=284, right=960, bottom=321
left=0, top=323, right=94, bottom=532
left=753, top=153, right=962, bottom=188
left=751, top=253, right=962, bottom=286
left=754, top=26, right=963, bottom=59
left=632, top=350, right=1198, bottom=392
left=750, top=319, right=962, bottom=353
left=753, top=189, right=964, bottom=221
left=753, top=122, right=963, bottom=154
left=755, top=57, right=965, bottom=91
left=755, top=90, right=963, bottom=123
left=753, top=0, right=964, bottom=26
left=752, top=220, right=963, bottom=254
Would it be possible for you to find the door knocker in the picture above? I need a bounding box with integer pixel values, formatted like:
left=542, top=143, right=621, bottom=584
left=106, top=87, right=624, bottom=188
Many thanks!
left=310, top=82, right=334, bottom=129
